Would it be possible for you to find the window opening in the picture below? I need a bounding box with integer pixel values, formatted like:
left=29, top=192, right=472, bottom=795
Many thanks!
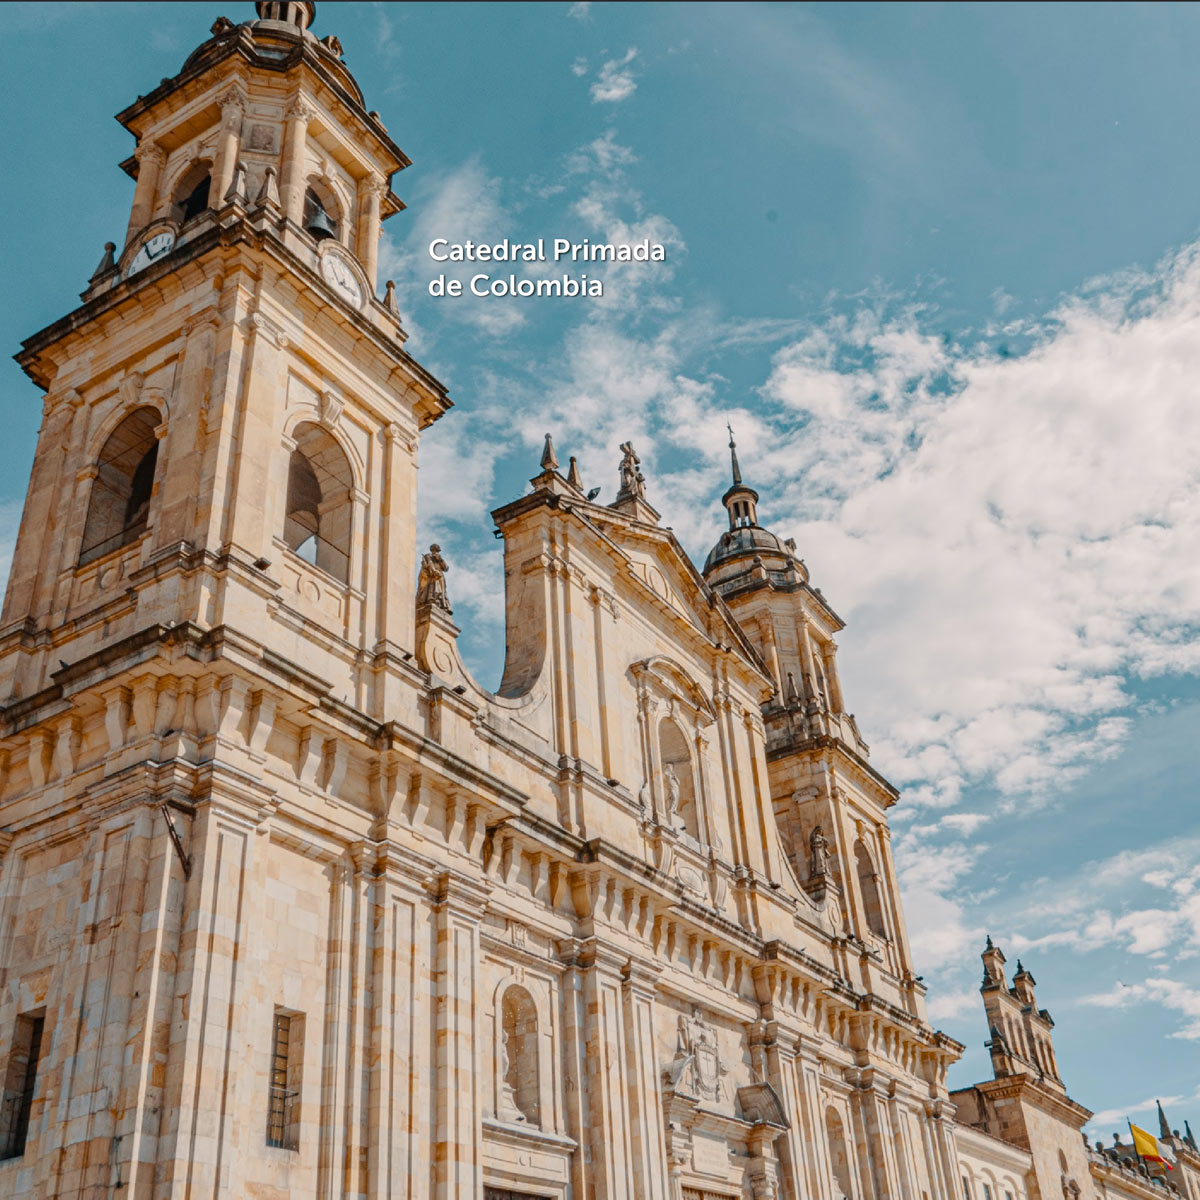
left=266, top=1009, right=302, bottom=1150
left=79, top=405, right=162, bottom=564
left=282, top=424, right=353, bottom=584
left=0, top=1011, right=45, bottom=1160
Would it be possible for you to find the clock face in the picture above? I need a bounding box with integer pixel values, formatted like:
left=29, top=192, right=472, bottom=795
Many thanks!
left=127, top=231, right=176, bottom=276
left=320, top=253, right=364, bottom=309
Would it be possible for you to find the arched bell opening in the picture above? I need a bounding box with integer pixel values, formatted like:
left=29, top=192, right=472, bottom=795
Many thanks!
left=282, top=422, right=353, bottom=584
left=79, top=405, right=162, bottom=564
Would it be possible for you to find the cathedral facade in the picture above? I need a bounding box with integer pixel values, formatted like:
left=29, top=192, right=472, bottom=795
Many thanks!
left=0, top=4, right=1195, bottom=1200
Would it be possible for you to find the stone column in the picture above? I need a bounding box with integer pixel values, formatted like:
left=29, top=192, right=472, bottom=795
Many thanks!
left=125, top=140, right=166, bottom=245
left=432, top=870, right=490, bottom=1200
left=211, top=87, right=246, bottom=206
left=155, top=796, right=263, bottom=1197
left=155, top=309, right=219, bottom=549
left=558, top=940, right=595, bottom=1200
left=822, top=640, right=845, bottom=713
left=280, top=99, right=314, bottom=225
left=367, top=846, right=436, bottom=1199
left=855, top=1076, right=904, bottom=1200
left=357, top=174, right=386, bottom=291
left=224, top=311, right=288, bottom=563
left=580, top=941, right=637, bottom=1198
left=749, top=1024, right=798, bottom=1200
left=621, top=961, right=669, bottom=1200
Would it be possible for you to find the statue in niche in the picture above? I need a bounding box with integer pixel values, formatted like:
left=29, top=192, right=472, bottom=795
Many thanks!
left=617, top=441, right=646, bottom=500
left=416, top=543, right=451, bottom=612
left=663, top=1007, right=727, bottom=1102
left=809, top=824, right=830, bottom=877
left=496, top=1028, right=525, bottom=1122
left=664, top=763, right=683, bottom=825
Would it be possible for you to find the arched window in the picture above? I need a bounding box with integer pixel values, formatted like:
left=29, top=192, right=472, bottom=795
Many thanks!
left=659, top=718, right=698, bottom=839
left=303, top=183, right=340, bottom=241
left=282, top=422, right=353, bottom=583
left=855, top=840, right=887, bottom=939
left=80, top=406, right=161, bottom=564
left=826, top=1106, right=853, bottom=1200
left=171, top=161, right=212, bottom=224
left=500, top=987, right=539, bottom=1126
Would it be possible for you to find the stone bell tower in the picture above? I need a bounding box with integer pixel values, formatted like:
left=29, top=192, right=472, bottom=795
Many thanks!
left=1, top=0, right=448, bottom=713
left=702, top=431, right=924, bottom=1011
left=0, top=5, right=455, bottom=1197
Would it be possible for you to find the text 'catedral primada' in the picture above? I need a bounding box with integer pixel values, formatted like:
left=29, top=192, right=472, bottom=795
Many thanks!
left=427, top=237, right=667, bottom=298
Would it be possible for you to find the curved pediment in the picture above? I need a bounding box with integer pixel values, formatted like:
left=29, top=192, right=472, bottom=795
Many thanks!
left=629, top=655, right=716, bottom=724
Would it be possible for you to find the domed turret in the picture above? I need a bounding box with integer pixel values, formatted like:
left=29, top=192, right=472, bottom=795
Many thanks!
left=702, top=427, right=808, bottom=585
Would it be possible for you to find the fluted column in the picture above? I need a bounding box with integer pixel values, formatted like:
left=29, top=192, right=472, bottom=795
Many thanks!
left=358, top=173, right=386, bottom=291
left=125, top=140, right=166, bottom=245
left=280, top=98, right=314, bottom=224
left=211, top=86, right=246, bottom=205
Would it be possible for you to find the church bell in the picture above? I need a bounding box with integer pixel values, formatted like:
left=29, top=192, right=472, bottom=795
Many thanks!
left=306, top=207, right=337, bottom=241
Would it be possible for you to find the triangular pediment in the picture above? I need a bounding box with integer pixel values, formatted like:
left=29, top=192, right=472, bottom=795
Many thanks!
left=577, top=503, right=773, bottom=695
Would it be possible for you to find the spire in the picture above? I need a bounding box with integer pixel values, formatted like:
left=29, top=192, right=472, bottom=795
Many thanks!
left=1185, top=1120, right=1197, bottom=1150
left=1158, top=1100, right=1172, bottom=1140
left=566, top=456, right=583, bottom=491
left=721, top=423, right=759, bottom=529
left=540, top=433, right=559, bottom=472
left=727, top=421, right=742, bottom=486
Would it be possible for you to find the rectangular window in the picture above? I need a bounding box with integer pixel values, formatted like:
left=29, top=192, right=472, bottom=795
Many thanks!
left=0, top=1011, right=46, bottom=1160
left=962, top=1177, right=972, bottom=1200
left=265, top=1009, right=303, bottom=1150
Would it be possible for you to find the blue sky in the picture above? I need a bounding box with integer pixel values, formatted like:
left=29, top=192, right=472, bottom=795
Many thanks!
left=2, top=1, right=1199, bottom=1131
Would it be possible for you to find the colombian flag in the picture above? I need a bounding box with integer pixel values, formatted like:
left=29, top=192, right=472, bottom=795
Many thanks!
left=1131, top=1124, right=1176, bottom=1169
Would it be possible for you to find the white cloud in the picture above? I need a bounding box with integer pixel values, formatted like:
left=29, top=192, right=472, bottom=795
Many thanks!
left=590, top=48, right=639, bottom=104
left=1082, top=977, right=1200, bottom=1041
left=0, top=498, right=23, bottom=602
left=379, top=158, right=525, bottom=338
left=568, top=1, right=591, bottom=19
left=571, top=56, right=588, bottom=77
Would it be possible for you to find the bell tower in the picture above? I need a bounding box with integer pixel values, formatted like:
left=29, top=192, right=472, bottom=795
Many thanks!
left=702, top=431, right=925, bottom=1012
left=0, top=11, right=454, bottom=1195
left=2, top=0, right=447, bottom=714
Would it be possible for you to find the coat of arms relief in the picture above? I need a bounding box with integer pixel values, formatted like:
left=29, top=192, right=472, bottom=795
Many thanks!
left=663, top=1007, right=729, bottom=1103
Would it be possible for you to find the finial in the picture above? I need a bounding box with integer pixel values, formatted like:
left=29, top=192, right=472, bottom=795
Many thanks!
left=566, top=456, right=583, bottom=490
left=384, top=280, right=400, bottom=318
left=1015, top=958, right=1024, bottom=973
left=89, top=242, right=117, bottom=282
left=254, top=164, right=281, bottom=209
left=1158, top=1100, right=1172, bottom=1140
left=224, top=161, right=248, bottom=205
left=985, top=934, right=994, bottom=950
left=1185, top=1120, right=1196, bottom=1150
left=540, top=433, right=559, bottom=472
left=727, top=421, right=742, bottom=486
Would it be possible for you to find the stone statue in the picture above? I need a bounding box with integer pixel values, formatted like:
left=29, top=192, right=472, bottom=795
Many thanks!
left=496, top=1028, right=525, bottom=1122
left=664, top=763, right=682, bottom=820
left=416, top=543, right=450, bottom=611
left=617, top=441, right=646, bottom=500
left=809, top=824, right=830, bottom=877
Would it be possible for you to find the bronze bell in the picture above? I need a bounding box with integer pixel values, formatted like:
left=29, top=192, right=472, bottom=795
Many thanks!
left=306, top=207, right=337, bottom=241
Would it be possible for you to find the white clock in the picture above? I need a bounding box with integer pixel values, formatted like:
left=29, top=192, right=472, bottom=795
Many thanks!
left=320, top=252, right=365, bottom=309
left=127, top=231, right=176, bottom=276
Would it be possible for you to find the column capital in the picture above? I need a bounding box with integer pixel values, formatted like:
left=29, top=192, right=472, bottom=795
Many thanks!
left=286, top=96, right=316, bottom=123
left=363, top=172, right=388, bottom=199
left=134, top=138, right=167, bottom=167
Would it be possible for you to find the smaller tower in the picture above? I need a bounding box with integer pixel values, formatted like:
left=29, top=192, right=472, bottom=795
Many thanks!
left=979, top=941, right=1064, bottom=1089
